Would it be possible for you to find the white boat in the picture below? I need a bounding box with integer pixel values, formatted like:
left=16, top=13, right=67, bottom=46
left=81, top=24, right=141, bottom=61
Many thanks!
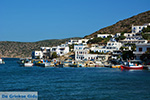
left=24, top=62, right=33, bottom=67
left=0, top=58, right=5, bottom=64
left=18, top=58, right=33, bottom=67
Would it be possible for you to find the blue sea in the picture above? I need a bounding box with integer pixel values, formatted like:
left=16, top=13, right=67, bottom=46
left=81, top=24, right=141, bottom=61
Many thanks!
left=0, top=58, right=150, bottom=100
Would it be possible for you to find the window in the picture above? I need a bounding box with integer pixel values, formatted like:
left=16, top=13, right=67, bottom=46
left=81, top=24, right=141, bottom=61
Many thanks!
left=147, top=48, right=150, bottom=51
left=79, top=47, right=82, bottom=49
left=139, top=48, right=142, bottom=52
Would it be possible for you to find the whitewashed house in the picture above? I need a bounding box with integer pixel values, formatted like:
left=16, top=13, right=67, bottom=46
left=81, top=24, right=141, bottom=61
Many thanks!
left=114, top=33, right=121, bottom=37
left=67, top=39, right=89, bottom=45
left=67, top=39, right=80, bottom=45
left=111, top=50, right=122, bottom=60
left=120, top=33, right=147, bottom=44
left=74, top=44, right=87, bottom=51
left=32, top=51, right=43, bottom=59
left=51, top=44, right=69, bottom=56
left=40, top=47, right=51, bottom=58
left=74, top=44, right=99, bottom=61
left=133, top=43, right=150, bottom=60
left=90, top=40, right=122, bottom=53
left=132, top=23, right=150, bottom=33
left=75, top=49, right=89, bottom=61
left=97, top=34, right=114, bottom=38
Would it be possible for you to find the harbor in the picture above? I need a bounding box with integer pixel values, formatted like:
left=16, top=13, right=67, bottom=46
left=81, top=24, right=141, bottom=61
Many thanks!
left=11, top=22, right=149, bottom=71
left=16, top=57, right=150, bottom=71
left=1, top=58, right=150, bottom=100
left=0, top=1, right=150, bottom=99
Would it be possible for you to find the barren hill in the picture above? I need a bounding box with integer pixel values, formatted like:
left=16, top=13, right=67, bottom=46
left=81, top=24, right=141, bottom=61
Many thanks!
left=84, top=10, right=150, bottom=39
left=0, top=37, right=81, bottom=58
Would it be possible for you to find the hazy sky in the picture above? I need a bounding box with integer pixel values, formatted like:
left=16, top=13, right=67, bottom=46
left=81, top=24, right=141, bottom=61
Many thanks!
left=0, top=0, right=150, bottom=42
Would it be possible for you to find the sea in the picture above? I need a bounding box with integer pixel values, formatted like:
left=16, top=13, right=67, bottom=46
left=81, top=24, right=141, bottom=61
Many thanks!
left=0, top=58, right=150, bottom=100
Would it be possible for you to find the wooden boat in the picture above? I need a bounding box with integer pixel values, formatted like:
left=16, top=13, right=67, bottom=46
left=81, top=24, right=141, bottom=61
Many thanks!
left=121, top=60, right=143, bottom=70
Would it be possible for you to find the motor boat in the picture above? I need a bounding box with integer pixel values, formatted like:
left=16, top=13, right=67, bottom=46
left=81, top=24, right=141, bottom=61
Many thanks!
left=121, top=60, right=143, bottom=70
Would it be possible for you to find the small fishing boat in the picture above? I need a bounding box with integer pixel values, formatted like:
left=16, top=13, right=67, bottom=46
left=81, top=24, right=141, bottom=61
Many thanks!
left=0, top=58, right=5, bottom=64
left=23, top=61, right=33, bottom=67
left=121, top=60, right=143, bottom=70
left=18, top=58, right=33, bottom=67
left=40, top=62, right=51, bottom=67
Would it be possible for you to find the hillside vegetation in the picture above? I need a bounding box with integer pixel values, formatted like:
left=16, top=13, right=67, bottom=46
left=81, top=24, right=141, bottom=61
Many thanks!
left=0, top=37, right=81, bottom=58
left=84, top=10, right=150, bottom=39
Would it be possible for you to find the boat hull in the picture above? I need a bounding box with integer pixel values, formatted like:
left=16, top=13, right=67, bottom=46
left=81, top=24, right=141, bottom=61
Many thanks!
left=40, top=63, right=51, bottom=67
left=121, top=65, right=143, bottom=70
left=24, top=63, right=33, bottom=67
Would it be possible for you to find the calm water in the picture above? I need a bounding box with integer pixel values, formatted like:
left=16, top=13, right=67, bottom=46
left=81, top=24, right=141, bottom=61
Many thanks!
left=0, top=58, right=150, bottom=100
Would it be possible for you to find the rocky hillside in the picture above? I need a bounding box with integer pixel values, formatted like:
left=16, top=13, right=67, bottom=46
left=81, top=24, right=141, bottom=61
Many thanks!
left=0, top=37, right=81, bottom=58
left=84, top=10, right=150, bottom=39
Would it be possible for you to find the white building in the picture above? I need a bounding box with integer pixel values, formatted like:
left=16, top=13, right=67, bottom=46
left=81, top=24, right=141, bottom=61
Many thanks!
left=97, top=34, right=114, bottom=38
left=41, top=47, right=51, bottom=58
left=51, top=44, right=69, bottom=56
left=90, top=41, right=122, bottom=53
left=75, top=49, right=89, bottom=61
left=111, top=50, right=122, bottom=60
left=32, top=51, right=43, bottom=59
left=133, top=43, right=150, bottom=60
left=114, top=33, right=121, bottom=37
left=74, top=44, right=87, bottom=51
left=132, top=23, right=150, bottom=33
left=124, top=33, right=137, bottom=37
left=120, top=33, right=147, bottom=44
left=75, top=49, right=110, bottom=61
left=67, top=39, right=89, bottom=45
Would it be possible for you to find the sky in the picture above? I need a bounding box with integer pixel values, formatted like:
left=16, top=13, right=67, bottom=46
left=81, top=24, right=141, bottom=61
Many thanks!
left=0, top=0, right=150, bottom=42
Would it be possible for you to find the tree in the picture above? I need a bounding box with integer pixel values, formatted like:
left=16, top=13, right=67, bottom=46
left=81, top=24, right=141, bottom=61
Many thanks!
left=115, top=33, right=126, bottom=41
left=142, top=26, right=150, bottom=33
left=87, top=37, right=104, bottom=44
left=52, top=52, right=57, bottom=58
left=122, top=51, right=134, bottom=60
left=140, top=50, right=150, bottom=63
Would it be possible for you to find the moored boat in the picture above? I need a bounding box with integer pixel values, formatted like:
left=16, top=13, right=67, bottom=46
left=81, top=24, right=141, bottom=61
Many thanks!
left=18, top=58, right=33, bottom=67
left=24, top=62, right=33, bottom=67
left=121, top=60, right=143, bottom=70
left=112, top=65, right=121, bottom=68
left=40, top=62, right=51, bottom=67
left=0, top=58, right=5, bottom=64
